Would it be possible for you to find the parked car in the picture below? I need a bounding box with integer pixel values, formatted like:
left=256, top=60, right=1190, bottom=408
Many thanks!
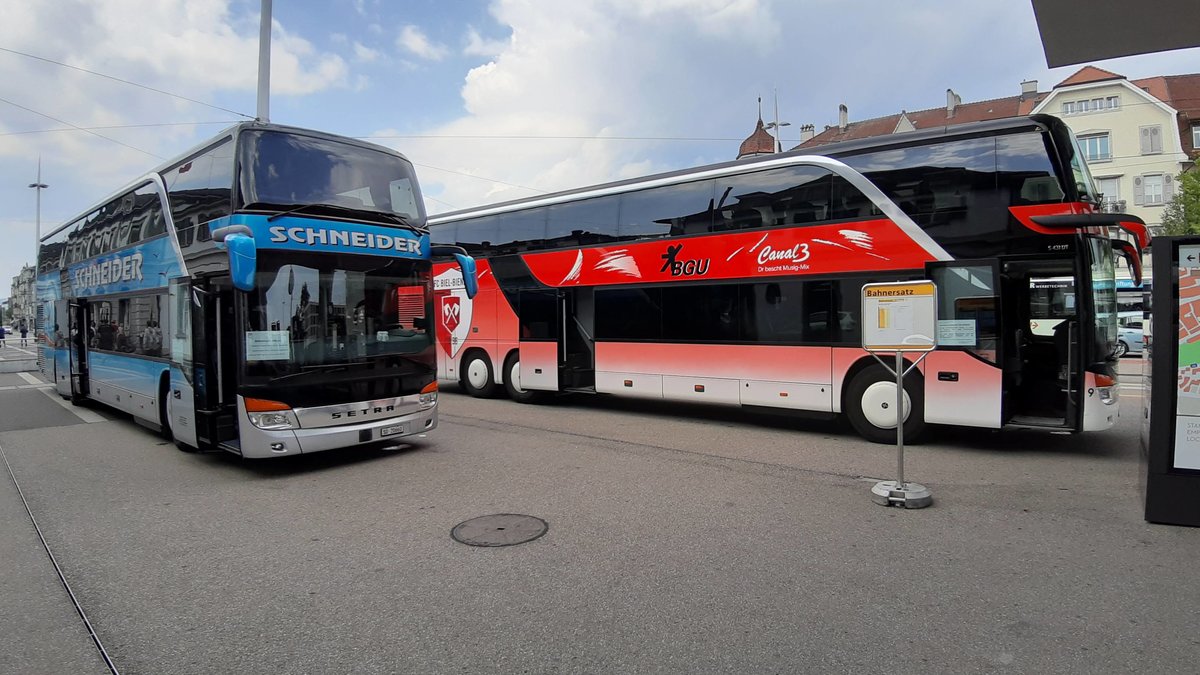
left=1115, top=321, right=1144, bottom=357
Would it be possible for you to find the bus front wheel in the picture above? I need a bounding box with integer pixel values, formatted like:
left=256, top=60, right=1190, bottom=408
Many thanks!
left=460, top=351, right=498, bottom=398
left=844, top=364, right=926, bottom=444
left=503, top=353, right=541, bottom=403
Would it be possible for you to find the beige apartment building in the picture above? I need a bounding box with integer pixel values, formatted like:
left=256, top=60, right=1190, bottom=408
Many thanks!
left=1031, top=66, right=1198, bottom=233
left=8, top=264, right=35, bottom=331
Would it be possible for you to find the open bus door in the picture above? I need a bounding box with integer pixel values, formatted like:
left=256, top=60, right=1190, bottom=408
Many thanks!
left=999, top=260, right=1082, bottom=430
left=515, top=287, right=596, bottom=394
left=167, top=280, right=198, bottom=448
left=924, top=261, right=1005, bottom=429
left=66, top=299, right=89, bottom=403
left=52, top=298, right=71, bottom=397
left=560, top=288, right=595, bottom=391
left=188, top=279, right=241, bottom=452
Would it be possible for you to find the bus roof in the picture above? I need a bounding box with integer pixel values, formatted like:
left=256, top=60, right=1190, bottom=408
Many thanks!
left=41, top=121, right=413, bottom=242
left=429, top=114, right=1064, bottom=224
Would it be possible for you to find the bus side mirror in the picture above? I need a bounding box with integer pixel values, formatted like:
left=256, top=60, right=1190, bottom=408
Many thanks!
left=213, top=224, right=257, bottom=292
left=226, top=233, right=258, bottom=292
left=1112, top=240, right=1142, bottom=287
left=455, top=253, right=478, bottom=299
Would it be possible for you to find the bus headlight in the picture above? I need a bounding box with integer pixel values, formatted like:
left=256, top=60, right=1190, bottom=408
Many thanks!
left=245, top=398, right=299, bottom=430
left=248, top=411, right=298, bottom=430
left=419, top=381, right=438, bottom=409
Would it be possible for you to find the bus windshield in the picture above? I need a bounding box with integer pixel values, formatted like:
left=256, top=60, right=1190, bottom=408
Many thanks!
left=238, top=129, right=426, bottom=226
left=242, top=252, right=433, bottom=383
left=1088, top=237, right=1118, bottom=359
left=1067, top=133, right=1100, bottom=203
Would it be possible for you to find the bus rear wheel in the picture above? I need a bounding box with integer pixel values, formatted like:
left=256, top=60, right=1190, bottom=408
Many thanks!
left=844, top=363, right=926, bottom=444
left=460, top=351, right=498, bottom=398
left=503, top=353, right=541, bottom=403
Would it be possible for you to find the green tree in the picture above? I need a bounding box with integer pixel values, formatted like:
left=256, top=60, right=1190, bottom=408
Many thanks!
left=1161, top=168, right=1200, bottom=235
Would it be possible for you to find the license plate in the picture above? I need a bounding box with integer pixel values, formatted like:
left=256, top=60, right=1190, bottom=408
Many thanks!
left=379, top=423, right=409, bottom=437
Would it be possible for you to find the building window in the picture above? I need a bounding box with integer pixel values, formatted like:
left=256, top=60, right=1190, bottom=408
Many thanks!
left=1091, top=98, right=1104, bottom=111
left=1077, top=99, right=1090, bottom=112
left=1139, top=125, right=1163, bottom=154
left=1078, top=133, right=1111, bottom=161
left=1106, top=96, right=1120, bottom=110
left=1096, top=177, right=1120, bottom=199
left=1193, top=124, right=1200, bottom=149
left=1141, top=174, right=1164, bottom=205
left=1096, top=176, right=1122, bottom=212
left=1062, top=101, right=1075, bottom=115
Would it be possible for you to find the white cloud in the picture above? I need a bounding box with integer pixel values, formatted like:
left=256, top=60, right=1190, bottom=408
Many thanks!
left=397, top=25, right=448, bottom=61
left=353, top=42, right=381, bottom=63
left=463, top=26, right=508, bottom=58
left=0, top=0, right=359, bottom=282
left=393, top=0, right=782, bottom=213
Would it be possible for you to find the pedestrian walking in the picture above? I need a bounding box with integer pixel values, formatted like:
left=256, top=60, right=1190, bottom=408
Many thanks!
left=0, top=324, right=6, bottom=348
left=19, top=322, right=29, bottom=347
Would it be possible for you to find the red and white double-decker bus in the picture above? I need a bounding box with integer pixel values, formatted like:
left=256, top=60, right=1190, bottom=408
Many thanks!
left=429, top=115, right=1147, bottom=442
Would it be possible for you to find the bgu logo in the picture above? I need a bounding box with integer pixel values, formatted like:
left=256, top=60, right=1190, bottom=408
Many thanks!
left=442, top=296, right=462, bottom=333
left=660, top=243, right=710, bottom=277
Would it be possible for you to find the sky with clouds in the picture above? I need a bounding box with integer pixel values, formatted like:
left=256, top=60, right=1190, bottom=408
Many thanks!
left=2, top=0, right=1198, bottom=296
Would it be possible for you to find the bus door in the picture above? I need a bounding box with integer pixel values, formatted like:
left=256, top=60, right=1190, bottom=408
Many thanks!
left=66, top=299, right=89, bottom=402
left=924, top=261, right=1004, bottom=429
left=52, top=298, right=70, bottom=397
left=167, top=280, right=198, bottom=448
left=999, top=259, right=1080, bottom=429
left=189, top=279, right=241, bottom=451
left=516, top=288, right=560, bottom=392
left=560, top=288, right=595, bottom=390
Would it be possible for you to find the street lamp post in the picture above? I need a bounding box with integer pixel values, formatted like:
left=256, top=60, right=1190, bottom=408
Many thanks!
left=764, top=88, right=790, bottom=153
left=28, top=157, right=49, bottom=330
left=28, top=157, right=48, bottom=262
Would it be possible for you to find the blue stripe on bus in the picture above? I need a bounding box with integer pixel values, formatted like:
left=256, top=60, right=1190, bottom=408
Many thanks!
left=222, top=214, right=429, bottom=259
left=67, top=236, right=181, bottom=297
left=86, top=351, right=170, bottom=399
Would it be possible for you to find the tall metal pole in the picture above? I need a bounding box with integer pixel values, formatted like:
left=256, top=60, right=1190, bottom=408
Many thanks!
left=27, top=158, right=48, bottom=333
left=29, top=157, right=48, bottom=265
left=257, top=0, right=272, bottom=122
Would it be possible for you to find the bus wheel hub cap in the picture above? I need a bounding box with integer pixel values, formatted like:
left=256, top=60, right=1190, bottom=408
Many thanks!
left=862, top=381, right=908, bottom=429
left=466, top=359, right=489, bottom=388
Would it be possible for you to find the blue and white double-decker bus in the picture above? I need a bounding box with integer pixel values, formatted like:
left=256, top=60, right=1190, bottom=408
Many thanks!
left=35, top=122, right=476, bottom=458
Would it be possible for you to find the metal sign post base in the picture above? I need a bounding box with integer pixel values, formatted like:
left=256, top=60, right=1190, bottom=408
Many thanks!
left=871, top=480, right=933, bottom=509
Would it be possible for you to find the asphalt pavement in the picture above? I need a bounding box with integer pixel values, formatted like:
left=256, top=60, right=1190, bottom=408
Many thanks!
left=2, top=357, right=1196, bottom=674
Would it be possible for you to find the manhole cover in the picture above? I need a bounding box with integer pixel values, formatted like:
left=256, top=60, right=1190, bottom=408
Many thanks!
left=451, top=514, right=548, bottom=547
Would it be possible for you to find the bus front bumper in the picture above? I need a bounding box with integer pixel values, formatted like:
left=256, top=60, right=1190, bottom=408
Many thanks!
left=236, top=399, right=438, bottom=458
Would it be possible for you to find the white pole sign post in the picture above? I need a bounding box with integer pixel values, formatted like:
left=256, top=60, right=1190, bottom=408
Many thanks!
left=861, top=281, right=937, bottom=508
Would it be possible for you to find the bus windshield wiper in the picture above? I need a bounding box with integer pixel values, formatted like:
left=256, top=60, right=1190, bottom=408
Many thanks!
left=267, top=363, right=349, bottom=384
left=263, top=202, right=419, bottom=232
